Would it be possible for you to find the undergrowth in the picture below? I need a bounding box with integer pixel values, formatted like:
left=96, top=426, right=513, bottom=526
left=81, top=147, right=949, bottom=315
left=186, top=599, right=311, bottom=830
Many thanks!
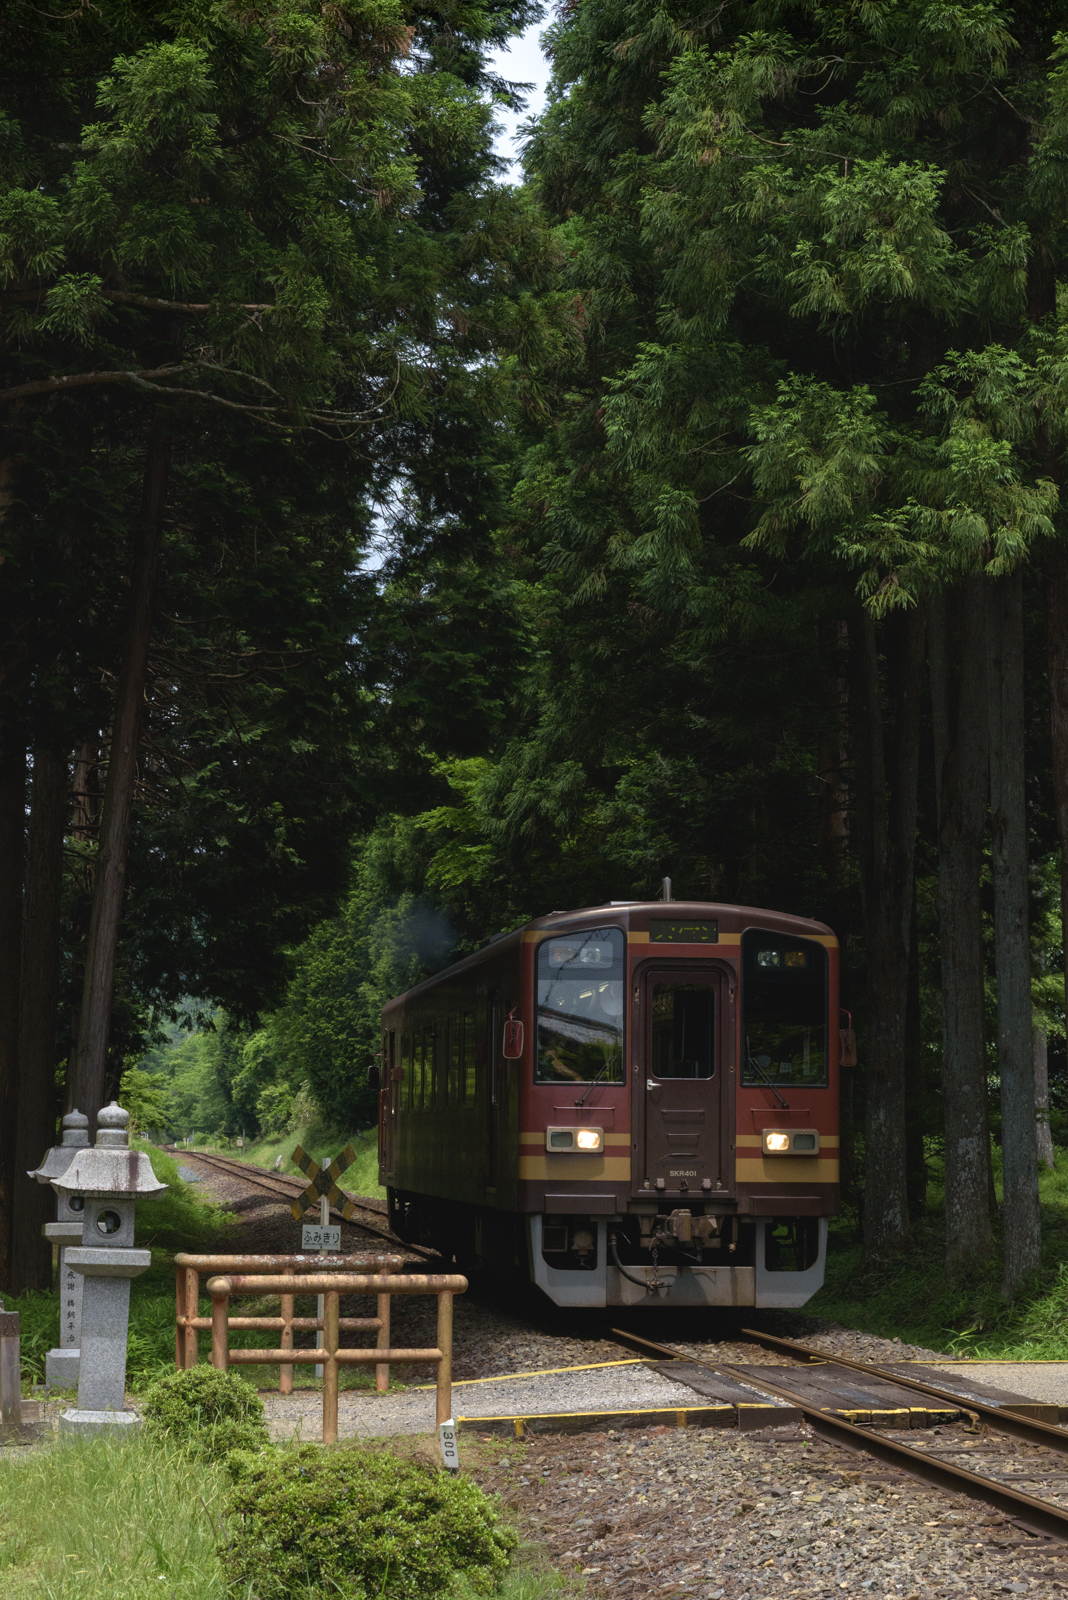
left=809, top=1145, right=1068, bottom=1356
left=187, top=1118, right=384, bottom=1200
left=0, top=1433, right=574, bottom=1600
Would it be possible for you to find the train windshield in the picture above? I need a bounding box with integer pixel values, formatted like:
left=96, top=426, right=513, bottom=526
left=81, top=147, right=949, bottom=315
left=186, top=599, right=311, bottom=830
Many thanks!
left=741, top=929, right=828, bottom=1087
left=536, top=927, right=625, bottom=1084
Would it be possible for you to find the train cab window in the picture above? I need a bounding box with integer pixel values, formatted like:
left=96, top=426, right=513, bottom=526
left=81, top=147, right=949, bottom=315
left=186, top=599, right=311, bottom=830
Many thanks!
left=535, top=926, right=625, bottom=1084
left=741, top=930, right=829, bottom=1088
left=462, top=1010, right=477, bottom=1104
left=651, top=983, right=715, bottom=1078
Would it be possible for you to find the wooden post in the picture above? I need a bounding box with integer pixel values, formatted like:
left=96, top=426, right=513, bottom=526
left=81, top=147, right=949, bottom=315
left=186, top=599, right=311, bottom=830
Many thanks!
left=211, top=1291, right=229, bottom=1370
left=183, top=1267, right=199, bottom=1369
left=174, top=1266, right=183, bottom=1370
left=280, top=1292, right=294, bottom=1394
left=435, top=1290, right=453, bottom=1427
left=322, top=1289, right=339, bottom=1445
left=376, top=1263, right=391, bottom=1393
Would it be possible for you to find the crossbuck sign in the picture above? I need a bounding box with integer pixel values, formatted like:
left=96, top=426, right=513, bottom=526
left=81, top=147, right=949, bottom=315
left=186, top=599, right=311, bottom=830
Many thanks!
left=289, top=1143, right=361, bottom=1224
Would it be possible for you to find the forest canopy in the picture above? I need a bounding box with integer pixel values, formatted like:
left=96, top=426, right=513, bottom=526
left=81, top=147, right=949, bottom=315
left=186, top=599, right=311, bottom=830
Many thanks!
left=4, top=0, right=1068, bottom=1300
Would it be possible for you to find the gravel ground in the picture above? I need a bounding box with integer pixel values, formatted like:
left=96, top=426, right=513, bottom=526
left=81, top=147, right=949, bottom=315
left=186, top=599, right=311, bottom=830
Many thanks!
left=470, top=1424, right=1063, bottom=1599
left=261, top=1361, right=715, bottom=1441
left=920, top=1363, right=1068, bottom=1412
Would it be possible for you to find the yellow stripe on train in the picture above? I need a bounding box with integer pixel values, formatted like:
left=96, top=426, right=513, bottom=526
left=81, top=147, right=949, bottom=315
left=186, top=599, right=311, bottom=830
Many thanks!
left=735, top=1158, right=840, bottom=1182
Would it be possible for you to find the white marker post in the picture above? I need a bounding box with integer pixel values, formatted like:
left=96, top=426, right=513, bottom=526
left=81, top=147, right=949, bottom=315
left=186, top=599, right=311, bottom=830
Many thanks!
left=439, top=1418, right=459, bottom=1472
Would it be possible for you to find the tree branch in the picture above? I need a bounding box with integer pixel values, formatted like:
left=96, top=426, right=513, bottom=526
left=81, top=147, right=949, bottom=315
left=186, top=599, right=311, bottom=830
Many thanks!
left=1, top=289, right=273, bottom=314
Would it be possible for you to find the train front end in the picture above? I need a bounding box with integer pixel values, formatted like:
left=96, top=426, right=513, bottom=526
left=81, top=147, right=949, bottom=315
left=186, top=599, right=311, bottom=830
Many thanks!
left=521, top=902, right=839, bottom=1308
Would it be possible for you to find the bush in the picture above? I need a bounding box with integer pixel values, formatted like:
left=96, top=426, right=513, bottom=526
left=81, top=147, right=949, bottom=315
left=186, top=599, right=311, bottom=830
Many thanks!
left=140, top=1366, right=270, bottom=1462
left=222, top=1445, right=518, bottom=1599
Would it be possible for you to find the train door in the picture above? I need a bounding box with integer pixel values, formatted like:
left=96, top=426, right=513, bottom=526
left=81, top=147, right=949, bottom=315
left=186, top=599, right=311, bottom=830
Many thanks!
left=638, top=965, right=731, bottom=1194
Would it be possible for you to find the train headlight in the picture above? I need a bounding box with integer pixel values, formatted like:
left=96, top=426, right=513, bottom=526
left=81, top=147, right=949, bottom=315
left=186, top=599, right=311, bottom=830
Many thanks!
left=762, top=1129, right=820, bottom=1155
left=546, top=1126, right=603, bottom=1153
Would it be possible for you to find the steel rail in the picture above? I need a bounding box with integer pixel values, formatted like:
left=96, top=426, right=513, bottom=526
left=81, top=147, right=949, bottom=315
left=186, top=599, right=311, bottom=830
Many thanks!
left=738, top=1326, right=1068, bottom=1453
left=609, top=1326, right=1068, bottom=1542
left=169, top=1147, right=387, bottom=1214
left=174, top=1148, right=435, bottom=1258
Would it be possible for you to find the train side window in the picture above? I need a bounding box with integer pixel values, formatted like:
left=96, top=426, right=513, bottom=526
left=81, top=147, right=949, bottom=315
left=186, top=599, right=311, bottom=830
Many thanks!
left=413, top=1031, right=423, bottom=1110
left=488, top=991, right=499, bottom=1105
left=448, top=1014, right=460, bottom=1107
left=421, top=1027, right=433, bottom=1110
left=463, top=1010, right=476, bottom=1105
left=433, top=1021, right=445, bottom=1107
left=401, top=1034, right=411, bottom=1111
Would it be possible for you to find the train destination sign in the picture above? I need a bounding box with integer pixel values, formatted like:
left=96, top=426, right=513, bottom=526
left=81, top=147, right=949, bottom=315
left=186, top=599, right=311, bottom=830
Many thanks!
left=650, top=919, right=718, bottom=943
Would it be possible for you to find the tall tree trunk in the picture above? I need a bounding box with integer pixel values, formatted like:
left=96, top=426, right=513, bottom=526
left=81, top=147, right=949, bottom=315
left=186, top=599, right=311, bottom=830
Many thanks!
left=67, top=415, right=170, bottom=1132
left=854, top=604, right=926, bottom=1259
left=929, top=580, right=995, bottom=1268
left=10, top=748, right=68, bottom=1292
left=904, top=883, right=926, bottom=1216
left=1034, top=1027, right=1055, bottom=1171
left=817, top=618, right=850, bottom=883
left=0, top=422, right=26, bottom=1288
left=0, top=730, right=24, bottom=1289
left=1048, top=558, right=1068, bottom=1155
left=987, top=570, right=1039, bottom=1295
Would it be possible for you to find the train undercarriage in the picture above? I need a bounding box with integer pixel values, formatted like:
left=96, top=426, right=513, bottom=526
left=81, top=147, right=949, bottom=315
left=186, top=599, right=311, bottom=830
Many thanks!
left=387, top=1188, right=828, bottom=1309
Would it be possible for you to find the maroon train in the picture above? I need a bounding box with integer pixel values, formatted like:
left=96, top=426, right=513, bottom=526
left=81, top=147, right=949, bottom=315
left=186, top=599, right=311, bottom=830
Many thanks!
left=376, top=899, right=841, bottom=1308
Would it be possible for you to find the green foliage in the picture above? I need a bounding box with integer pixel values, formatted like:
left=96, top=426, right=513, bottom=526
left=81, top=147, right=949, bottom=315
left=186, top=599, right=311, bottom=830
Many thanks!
left=223, top=1444, right=518, bottom=1600
left=812, top=1147, right=1068, bottom=1356
left=140, top=1367, right=270, bottom=1463
left=118, top=1066, right=174, bottom=1136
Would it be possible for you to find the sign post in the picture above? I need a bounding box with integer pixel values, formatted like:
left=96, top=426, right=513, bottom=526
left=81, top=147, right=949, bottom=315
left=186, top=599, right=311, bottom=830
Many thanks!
left=289, top=1145, right=359, bottom=1382
left=439, top=1417, right=459, bottom=1472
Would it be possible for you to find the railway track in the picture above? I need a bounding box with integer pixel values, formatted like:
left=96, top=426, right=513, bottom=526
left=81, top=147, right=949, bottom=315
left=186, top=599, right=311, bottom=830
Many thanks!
left=169, top=1147, right=437, bottom=1260
left=611, top=1324, right=1068, bottom=1547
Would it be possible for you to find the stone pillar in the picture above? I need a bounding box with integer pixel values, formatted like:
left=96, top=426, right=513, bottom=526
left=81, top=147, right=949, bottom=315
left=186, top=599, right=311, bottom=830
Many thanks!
left=50, top=1102, right=167, bottom=1434
left=28, top=1109, right=90, bottom=1389
left=0, top=1298, right=20, bottom=1437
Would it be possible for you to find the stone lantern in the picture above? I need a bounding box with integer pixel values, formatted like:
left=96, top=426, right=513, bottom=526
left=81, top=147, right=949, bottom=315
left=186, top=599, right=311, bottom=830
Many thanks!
left=28, top=1109, right=91, bottom=1388
left=51, top=1102, right=167, bottom=1433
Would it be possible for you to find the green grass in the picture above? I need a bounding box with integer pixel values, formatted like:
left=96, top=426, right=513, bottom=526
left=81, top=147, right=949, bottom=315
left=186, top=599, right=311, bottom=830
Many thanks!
left=808, top=1145, right=1068, bottom=1357
left=0, top=1433, right=575, bottom=1600
left=0, top=1433, right=228, bottom=1600
left=187, top=1117, right=385, bottom=1201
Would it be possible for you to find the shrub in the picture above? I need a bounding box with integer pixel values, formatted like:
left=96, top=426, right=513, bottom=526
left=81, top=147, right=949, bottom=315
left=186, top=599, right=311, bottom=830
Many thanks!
left=140, top=1365, right=270, bottom=1462
left=222, top=1445, right=518, bottom=1599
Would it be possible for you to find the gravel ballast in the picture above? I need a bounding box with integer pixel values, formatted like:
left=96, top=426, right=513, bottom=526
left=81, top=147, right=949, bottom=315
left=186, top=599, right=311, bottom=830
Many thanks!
left=472, top=1423, right=1065, bottom=1598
